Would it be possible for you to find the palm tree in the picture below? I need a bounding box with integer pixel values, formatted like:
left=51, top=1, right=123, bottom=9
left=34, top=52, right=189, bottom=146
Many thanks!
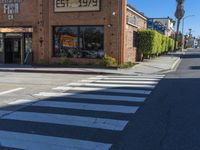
left=174, top=0, right=185, bottom=51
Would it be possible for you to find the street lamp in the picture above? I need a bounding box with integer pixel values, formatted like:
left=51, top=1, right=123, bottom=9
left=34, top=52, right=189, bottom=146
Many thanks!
left=181, top=15, right=195, bottom=51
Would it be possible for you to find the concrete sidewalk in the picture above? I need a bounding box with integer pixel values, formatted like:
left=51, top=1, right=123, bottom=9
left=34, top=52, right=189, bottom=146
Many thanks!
left=0, top=52, right=182, bottom=75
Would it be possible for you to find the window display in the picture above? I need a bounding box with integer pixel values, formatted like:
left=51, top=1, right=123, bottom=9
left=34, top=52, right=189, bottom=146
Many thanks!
left=53, top=26, right=104, bottom=59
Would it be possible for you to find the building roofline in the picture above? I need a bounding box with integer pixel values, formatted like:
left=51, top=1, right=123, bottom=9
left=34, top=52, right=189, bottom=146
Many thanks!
left=148, top=17, right=176, bottom=23
left=127, top=4, right=148, bottom=20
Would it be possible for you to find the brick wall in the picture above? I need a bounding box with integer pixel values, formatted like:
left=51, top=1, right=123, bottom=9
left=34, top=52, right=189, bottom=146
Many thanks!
left=0, top=0, right=144, bottom=65
left=124, top=7, right=147, bottom=63
left=47, top=0, right=126, bottom=64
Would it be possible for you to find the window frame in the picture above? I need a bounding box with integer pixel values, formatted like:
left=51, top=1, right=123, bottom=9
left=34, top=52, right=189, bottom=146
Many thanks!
left=52, top=25, right=104, bottom=59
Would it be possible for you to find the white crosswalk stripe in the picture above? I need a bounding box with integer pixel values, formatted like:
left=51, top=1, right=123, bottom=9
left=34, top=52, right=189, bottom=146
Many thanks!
left=0, top=110, right=128, bottom=131
left=0, top=74, right=164, bottom=150
left=53, top=86, right=152, bottom=95
left=80, top=79, right=158, bottom=85
left=89, top=77, right=160, bottom=81
left=68, top=82, right=156, bottom=89
left=33, top=101, right=139, bottom=113
left=96, top=75, right=165, bottom=79
left=34, top=92, right=146, bottom=102
left=0, top=131, right=112, bottom=150
left=8, top=99, right=38, bottom=105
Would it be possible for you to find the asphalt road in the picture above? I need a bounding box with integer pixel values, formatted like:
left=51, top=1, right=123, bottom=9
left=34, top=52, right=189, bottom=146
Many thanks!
left=1, top=49, right=199, bottom=150
left=0, top=72, right=93, bottom=108
left=112, top=48, right=200, bottom=150
left=0, top=69, right=164, bottom=149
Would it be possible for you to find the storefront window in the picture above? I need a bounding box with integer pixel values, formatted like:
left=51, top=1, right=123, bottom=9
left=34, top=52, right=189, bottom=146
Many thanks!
left=53, top=26, right=104, bottom=59
left=79, top=26, right=104, bottom=58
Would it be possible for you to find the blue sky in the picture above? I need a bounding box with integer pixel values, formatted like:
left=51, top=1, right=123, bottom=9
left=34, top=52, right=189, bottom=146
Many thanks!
left=128, top=0, right=200, bottom=37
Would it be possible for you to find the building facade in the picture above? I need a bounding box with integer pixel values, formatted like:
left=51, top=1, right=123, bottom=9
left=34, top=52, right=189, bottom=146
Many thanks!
left=0, top=0, right=146, bottom=65
left=148, top=17, right=175, bottom=37
left=126, top=5, right=147, bottom=62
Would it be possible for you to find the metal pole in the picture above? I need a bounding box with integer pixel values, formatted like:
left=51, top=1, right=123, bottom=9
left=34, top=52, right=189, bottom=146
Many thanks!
left=181, top=18, right=184, bottom=51
left=174, top=19, right=180, bottom=51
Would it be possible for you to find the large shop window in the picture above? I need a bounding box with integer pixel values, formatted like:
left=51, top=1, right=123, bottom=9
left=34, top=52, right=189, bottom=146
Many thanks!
left=53, top=26, right=104, bottom=59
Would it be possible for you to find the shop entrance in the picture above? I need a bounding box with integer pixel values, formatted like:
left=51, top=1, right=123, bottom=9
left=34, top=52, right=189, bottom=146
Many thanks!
left=4, top=38, right=21, bottom=64
left=0, top=27, right=33, bottom=64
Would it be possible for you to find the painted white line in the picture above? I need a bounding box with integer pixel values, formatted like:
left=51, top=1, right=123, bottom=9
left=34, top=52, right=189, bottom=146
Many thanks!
left=81, top=80, right=158, bottom=85
left=68, top=83, right=155, bottom=89
left=53, top=86, right=72, bottom=91
left=88, top=77, right=160, bottom=81
left=3, top=111, right=128, bottom=131
left=8, top=99, right=37, bottom=105
left=97, top=75, right=165, bottom=78
left=35, top=92, right=71, bottom=97
left=34, top=92, right=146, bottom=102
left=33, top=101, right=139, bottom=114
left=88, top=77, right=104, bottom=80
left=0, top=88, right=24, bottom=96
left=53, top=86, right=152, bottom=95
left=0, top=130, right=112, bottom=150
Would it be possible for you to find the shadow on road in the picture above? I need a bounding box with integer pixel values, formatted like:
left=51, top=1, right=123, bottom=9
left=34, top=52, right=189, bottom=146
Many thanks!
left=0, top=84, right=150, bottom=149
left=1, top=76, right=200, bottom=150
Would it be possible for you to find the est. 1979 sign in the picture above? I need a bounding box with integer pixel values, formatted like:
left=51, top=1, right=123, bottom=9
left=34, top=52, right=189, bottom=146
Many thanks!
left=54, top=0, right=100, bottom=12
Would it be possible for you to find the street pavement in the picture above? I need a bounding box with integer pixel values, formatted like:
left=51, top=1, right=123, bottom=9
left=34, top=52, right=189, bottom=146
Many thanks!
left=0, top=51, right=185, bottom=150
left=0, top=72, right=164, bottom=149
left=112, top=48, right=200, bottom=150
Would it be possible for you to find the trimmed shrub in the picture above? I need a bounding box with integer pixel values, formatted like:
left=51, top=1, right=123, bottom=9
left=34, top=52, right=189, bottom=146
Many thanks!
left=138, top=30, right=156, bottom=57
left=168, top=38, right=174, bottom=51
left=138, top=29, right=175, bottom=58
left=103, top=55, right=118, bottom=67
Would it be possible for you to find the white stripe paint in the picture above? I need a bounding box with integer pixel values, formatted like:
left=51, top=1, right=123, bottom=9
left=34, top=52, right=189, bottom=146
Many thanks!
left=53, top=86, right=72, bottom=91
left=8, top=99, right=37, bottom=105
left=0, top=130, right=112, bottom=150
left=33, top=101, right=139, bottom=114
left=81, top=80, right=158, bottom=85
left=88, top=77, right=160, bottom=81
left=0, top=88, right=24, bottom=96
left=34, top=92, right=146, bottom=102
left=68, top=82, right=155, bottom=89
left=53, top=86, right=152, bottom=95
left=97, top=75, right=164, bottom=78
left=2, top=111, right=128, bottom=131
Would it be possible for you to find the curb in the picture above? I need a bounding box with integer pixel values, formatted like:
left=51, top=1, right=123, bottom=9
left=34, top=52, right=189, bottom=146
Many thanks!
left=157, top=57, right=181, bottom=74
left=0, top=69, right=118, bottom=75
left=0, top=54, right=183, bottom=75
left=170, top=57, right=181, bottom=70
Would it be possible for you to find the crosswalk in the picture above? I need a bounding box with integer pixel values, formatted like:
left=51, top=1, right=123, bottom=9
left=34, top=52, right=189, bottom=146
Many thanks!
left=0, top=74, right=164, bottom=150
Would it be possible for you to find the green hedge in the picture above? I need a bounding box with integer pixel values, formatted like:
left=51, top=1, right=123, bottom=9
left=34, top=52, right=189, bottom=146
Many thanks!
left=138, top=30, right=175, bottom=58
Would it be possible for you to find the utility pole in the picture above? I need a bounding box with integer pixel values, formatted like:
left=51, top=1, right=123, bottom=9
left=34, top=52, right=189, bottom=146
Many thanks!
left=174, top=0, right=185, bottom=51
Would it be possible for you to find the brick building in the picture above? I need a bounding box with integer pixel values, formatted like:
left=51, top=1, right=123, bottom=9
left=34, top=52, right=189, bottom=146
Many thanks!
left=0, top=0, right=147, bottom=65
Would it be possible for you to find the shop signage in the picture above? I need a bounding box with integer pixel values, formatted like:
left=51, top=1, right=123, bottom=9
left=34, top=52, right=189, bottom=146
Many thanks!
left=0, top=0, right=23, bottom=20
left=127, top=15, right=138, bottom=27
left=54, top=0, right=100, bottom=12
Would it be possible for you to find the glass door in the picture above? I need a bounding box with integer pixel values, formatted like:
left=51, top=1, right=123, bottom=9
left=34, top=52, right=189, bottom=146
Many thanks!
left=4, top=38, right=21, bottom=64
